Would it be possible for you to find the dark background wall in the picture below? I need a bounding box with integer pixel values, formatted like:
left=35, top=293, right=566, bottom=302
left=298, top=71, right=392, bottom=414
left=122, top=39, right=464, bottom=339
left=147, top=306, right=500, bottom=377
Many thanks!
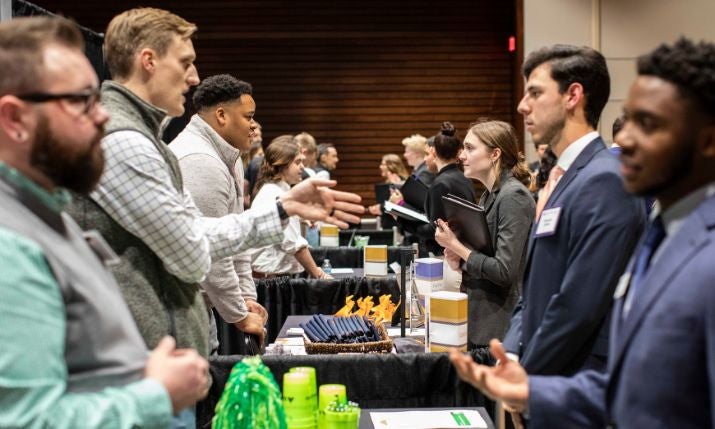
left=33, top=0, right=520, bottom=205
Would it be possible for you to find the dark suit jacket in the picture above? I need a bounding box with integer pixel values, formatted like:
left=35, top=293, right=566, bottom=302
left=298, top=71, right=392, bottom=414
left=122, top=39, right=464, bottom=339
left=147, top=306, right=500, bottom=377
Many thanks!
left=413, top=161, right=435, bottom=186
left=312, top=163, right=330, bottom=179
left=462, top=171, right=535, bottom=347
left=404, top=163, right=476, bottom=256
left=529, top=193, right=715, bottom=428
left=502, top=137, right=645, bottom=376
left=245, top=155, right=263, bottom=197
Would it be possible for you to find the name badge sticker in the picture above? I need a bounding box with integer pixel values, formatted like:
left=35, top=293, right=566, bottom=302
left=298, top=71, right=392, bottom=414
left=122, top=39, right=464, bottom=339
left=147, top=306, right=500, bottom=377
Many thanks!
left=535, top=207, right=561, bottom=237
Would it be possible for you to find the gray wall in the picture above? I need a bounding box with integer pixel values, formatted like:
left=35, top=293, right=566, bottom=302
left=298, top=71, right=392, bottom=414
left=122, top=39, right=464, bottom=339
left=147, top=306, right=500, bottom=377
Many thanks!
left=523, top=0, right=715, bottom=161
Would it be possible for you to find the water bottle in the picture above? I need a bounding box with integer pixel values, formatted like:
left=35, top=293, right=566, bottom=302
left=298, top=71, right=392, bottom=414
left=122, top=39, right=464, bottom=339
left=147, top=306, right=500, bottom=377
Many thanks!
left=321, top=259, right=333, bottom=275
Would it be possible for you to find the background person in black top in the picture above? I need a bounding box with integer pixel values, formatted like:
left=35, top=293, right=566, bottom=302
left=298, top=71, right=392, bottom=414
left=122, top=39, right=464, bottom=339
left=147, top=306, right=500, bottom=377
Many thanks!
left=396, top=122, right=476, bottom=256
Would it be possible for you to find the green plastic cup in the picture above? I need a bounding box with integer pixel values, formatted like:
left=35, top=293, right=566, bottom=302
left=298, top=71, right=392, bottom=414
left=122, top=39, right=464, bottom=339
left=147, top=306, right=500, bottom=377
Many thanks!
left=323, top=407, right=360, bottom=429
left=283, top=372, right=315, bottom=420
left=318, top=384, right=347, bottom=411
left=290, top=367, right=318, bottom=407
left=287, top=413, right=318, bottom=429
left=353, top=235, right=370, bottom=249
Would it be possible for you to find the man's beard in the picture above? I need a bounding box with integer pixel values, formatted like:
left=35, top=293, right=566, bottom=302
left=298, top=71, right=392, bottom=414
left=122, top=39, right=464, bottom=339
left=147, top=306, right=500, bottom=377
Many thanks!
left=535, top=115, right=565, bottom=148
left=30, top=114, right=105, bottom=194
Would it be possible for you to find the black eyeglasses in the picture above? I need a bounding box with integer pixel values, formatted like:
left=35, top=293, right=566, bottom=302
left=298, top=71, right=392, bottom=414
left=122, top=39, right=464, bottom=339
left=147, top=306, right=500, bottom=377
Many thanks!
left=17, top=88, right=101, bottom=117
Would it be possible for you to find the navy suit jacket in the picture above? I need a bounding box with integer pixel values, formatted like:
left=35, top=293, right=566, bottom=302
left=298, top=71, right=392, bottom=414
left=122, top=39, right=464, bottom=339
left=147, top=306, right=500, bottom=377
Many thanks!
left=503, top=137, right=645, bottom=376
left=529, top=193, right=715, bottom=428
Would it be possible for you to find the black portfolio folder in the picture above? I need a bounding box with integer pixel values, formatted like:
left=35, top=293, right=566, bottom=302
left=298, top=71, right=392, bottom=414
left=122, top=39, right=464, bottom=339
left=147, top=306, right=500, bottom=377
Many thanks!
left=374, top=183, right=393, bottom=204
left=401, top=176, right=428, bottom=209
left=442, top=194, right=494, bottom=256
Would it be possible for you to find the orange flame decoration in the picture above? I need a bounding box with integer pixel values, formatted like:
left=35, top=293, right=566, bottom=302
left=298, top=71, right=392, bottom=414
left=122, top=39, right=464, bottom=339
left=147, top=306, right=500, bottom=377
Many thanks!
left=334, top=294, right=398, bottom=324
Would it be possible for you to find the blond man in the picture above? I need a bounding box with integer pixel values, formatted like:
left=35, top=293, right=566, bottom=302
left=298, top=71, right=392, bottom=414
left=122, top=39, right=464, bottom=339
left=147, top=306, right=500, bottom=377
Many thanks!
left=66, top=7, right=362, bottom=425
left=402, top=133, right=435, bottom=185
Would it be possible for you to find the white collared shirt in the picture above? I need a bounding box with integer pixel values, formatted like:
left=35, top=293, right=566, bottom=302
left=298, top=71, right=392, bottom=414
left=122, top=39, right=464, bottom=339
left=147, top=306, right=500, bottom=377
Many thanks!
left=556, top=131, right=600, bottom=172
left=249, top=181, right=309, bottom=274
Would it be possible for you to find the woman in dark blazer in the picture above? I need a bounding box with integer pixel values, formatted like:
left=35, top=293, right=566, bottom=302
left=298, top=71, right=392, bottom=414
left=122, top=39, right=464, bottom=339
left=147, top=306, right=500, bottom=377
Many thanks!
left=397, top=122, right=476, bottom=256
left=435, top=121, right=535, bottom=349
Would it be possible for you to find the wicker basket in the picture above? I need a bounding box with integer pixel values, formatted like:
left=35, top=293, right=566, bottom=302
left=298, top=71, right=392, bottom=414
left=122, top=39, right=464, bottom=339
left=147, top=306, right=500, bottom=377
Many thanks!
left=304, top=322, right=393, bottom=354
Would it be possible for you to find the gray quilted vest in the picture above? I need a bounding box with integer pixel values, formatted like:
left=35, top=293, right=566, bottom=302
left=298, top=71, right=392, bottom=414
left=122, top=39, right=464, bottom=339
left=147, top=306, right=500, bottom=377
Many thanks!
left=65, top=81, right=209, bottom=357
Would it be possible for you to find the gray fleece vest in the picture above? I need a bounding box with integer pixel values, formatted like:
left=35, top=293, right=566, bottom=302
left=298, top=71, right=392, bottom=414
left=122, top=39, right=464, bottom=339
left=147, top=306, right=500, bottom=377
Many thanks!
left=0, top=175, right=148, bottom=392
left=66, top=81, right=209, bottom=357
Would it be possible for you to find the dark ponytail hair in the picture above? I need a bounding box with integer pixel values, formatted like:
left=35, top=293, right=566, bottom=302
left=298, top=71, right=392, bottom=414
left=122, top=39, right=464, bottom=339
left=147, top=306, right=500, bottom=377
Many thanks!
left=432, top=121, right=462, bottom=160
left=467, top=120, right=531, bottom=187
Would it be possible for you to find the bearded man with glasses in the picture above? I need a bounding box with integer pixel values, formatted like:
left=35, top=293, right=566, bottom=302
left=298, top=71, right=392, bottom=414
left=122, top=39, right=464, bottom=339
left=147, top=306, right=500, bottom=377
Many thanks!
left=0, top=16, right=209, bottom=428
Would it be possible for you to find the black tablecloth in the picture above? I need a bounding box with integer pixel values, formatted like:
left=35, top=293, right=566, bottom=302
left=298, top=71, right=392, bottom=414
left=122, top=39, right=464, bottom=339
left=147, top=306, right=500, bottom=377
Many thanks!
left=197, top=352, right=492, bottom=429
left=310, top=246, right=412, bottom=268
left=259, top=275, right=400, bottom=344
left=216, top=275, right=402, bottom=352
left=339, top=229, right=395, bottom=246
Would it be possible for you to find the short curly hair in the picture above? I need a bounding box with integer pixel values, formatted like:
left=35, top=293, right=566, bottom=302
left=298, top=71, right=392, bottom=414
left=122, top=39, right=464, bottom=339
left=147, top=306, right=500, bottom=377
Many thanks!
left=637, top=37, right=715, bottom=118
left=192, top=74, right=252, bottom=111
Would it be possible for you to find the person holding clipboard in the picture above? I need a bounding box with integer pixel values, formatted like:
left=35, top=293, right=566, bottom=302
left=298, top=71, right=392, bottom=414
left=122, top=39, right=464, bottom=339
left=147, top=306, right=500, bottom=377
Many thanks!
left=435, top=121, right=535, bottom=350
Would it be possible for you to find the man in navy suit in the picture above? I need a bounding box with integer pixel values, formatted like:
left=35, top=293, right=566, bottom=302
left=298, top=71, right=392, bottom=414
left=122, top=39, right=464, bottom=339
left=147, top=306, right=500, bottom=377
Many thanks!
left=451, top=38, right=715, bottom=429
left=502, top=45, right=644, bottom=376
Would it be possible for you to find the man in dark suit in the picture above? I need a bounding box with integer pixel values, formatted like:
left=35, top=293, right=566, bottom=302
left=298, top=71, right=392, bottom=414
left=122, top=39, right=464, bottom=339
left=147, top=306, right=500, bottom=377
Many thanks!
left=528, top=142, right=549, bottom=172
left=501, top=45, right=645, bottom=376
left=450, top=37, right=715, bottom=429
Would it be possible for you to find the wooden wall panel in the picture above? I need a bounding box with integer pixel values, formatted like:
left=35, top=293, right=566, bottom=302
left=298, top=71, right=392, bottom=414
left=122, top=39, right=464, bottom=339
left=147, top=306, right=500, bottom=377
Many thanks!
left=36, top=0, right=518, bottom=205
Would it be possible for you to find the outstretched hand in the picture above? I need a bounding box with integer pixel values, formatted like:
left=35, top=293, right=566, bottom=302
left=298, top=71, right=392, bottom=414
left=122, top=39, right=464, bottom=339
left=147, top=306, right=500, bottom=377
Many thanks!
left=449, top=339, right=529, bottom=413
left=281, top=178, right=364, bottom=228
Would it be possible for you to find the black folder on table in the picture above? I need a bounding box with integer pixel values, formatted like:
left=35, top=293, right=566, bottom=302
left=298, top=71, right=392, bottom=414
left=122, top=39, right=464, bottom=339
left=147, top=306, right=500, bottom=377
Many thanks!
left=401, top=175, right=428, bottom=209
left=442, top=194, right=494, bottom=256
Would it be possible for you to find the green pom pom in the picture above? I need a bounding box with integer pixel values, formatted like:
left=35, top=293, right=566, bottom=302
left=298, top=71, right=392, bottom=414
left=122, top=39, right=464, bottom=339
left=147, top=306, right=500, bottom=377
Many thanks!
left=213, top=356, right=287, bottom=429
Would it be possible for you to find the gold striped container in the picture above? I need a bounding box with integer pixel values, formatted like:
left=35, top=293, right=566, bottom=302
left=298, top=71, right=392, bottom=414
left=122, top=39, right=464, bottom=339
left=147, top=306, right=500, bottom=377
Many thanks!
left=319, top=224, right=339, bottom=247
left=363, top=245, right=388, bottom=276
left=426, top=291, right=468, bottom=352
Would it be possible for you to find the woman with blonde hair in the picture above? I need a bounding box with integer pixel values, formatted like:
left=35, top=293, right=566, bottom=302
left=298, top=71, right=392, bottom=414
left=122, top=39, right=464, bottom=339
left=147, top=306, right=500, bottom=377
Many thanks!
left=435, top=120, right=535, bottom=349
left=250, top=141, right=330, bottom=279
left=402, top=134, right=435, bottom=185
left=380, top=153, right=409, bottom=184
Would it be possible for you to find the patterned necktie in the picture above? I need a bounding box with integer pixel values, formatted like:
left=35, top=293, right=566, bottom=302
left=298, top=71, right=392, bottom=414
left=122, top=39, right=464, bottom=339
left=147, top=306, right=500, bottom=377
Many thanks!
left=535, top=165, right=565, bottom=221
left=623, top=216, right=666, bottom=317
